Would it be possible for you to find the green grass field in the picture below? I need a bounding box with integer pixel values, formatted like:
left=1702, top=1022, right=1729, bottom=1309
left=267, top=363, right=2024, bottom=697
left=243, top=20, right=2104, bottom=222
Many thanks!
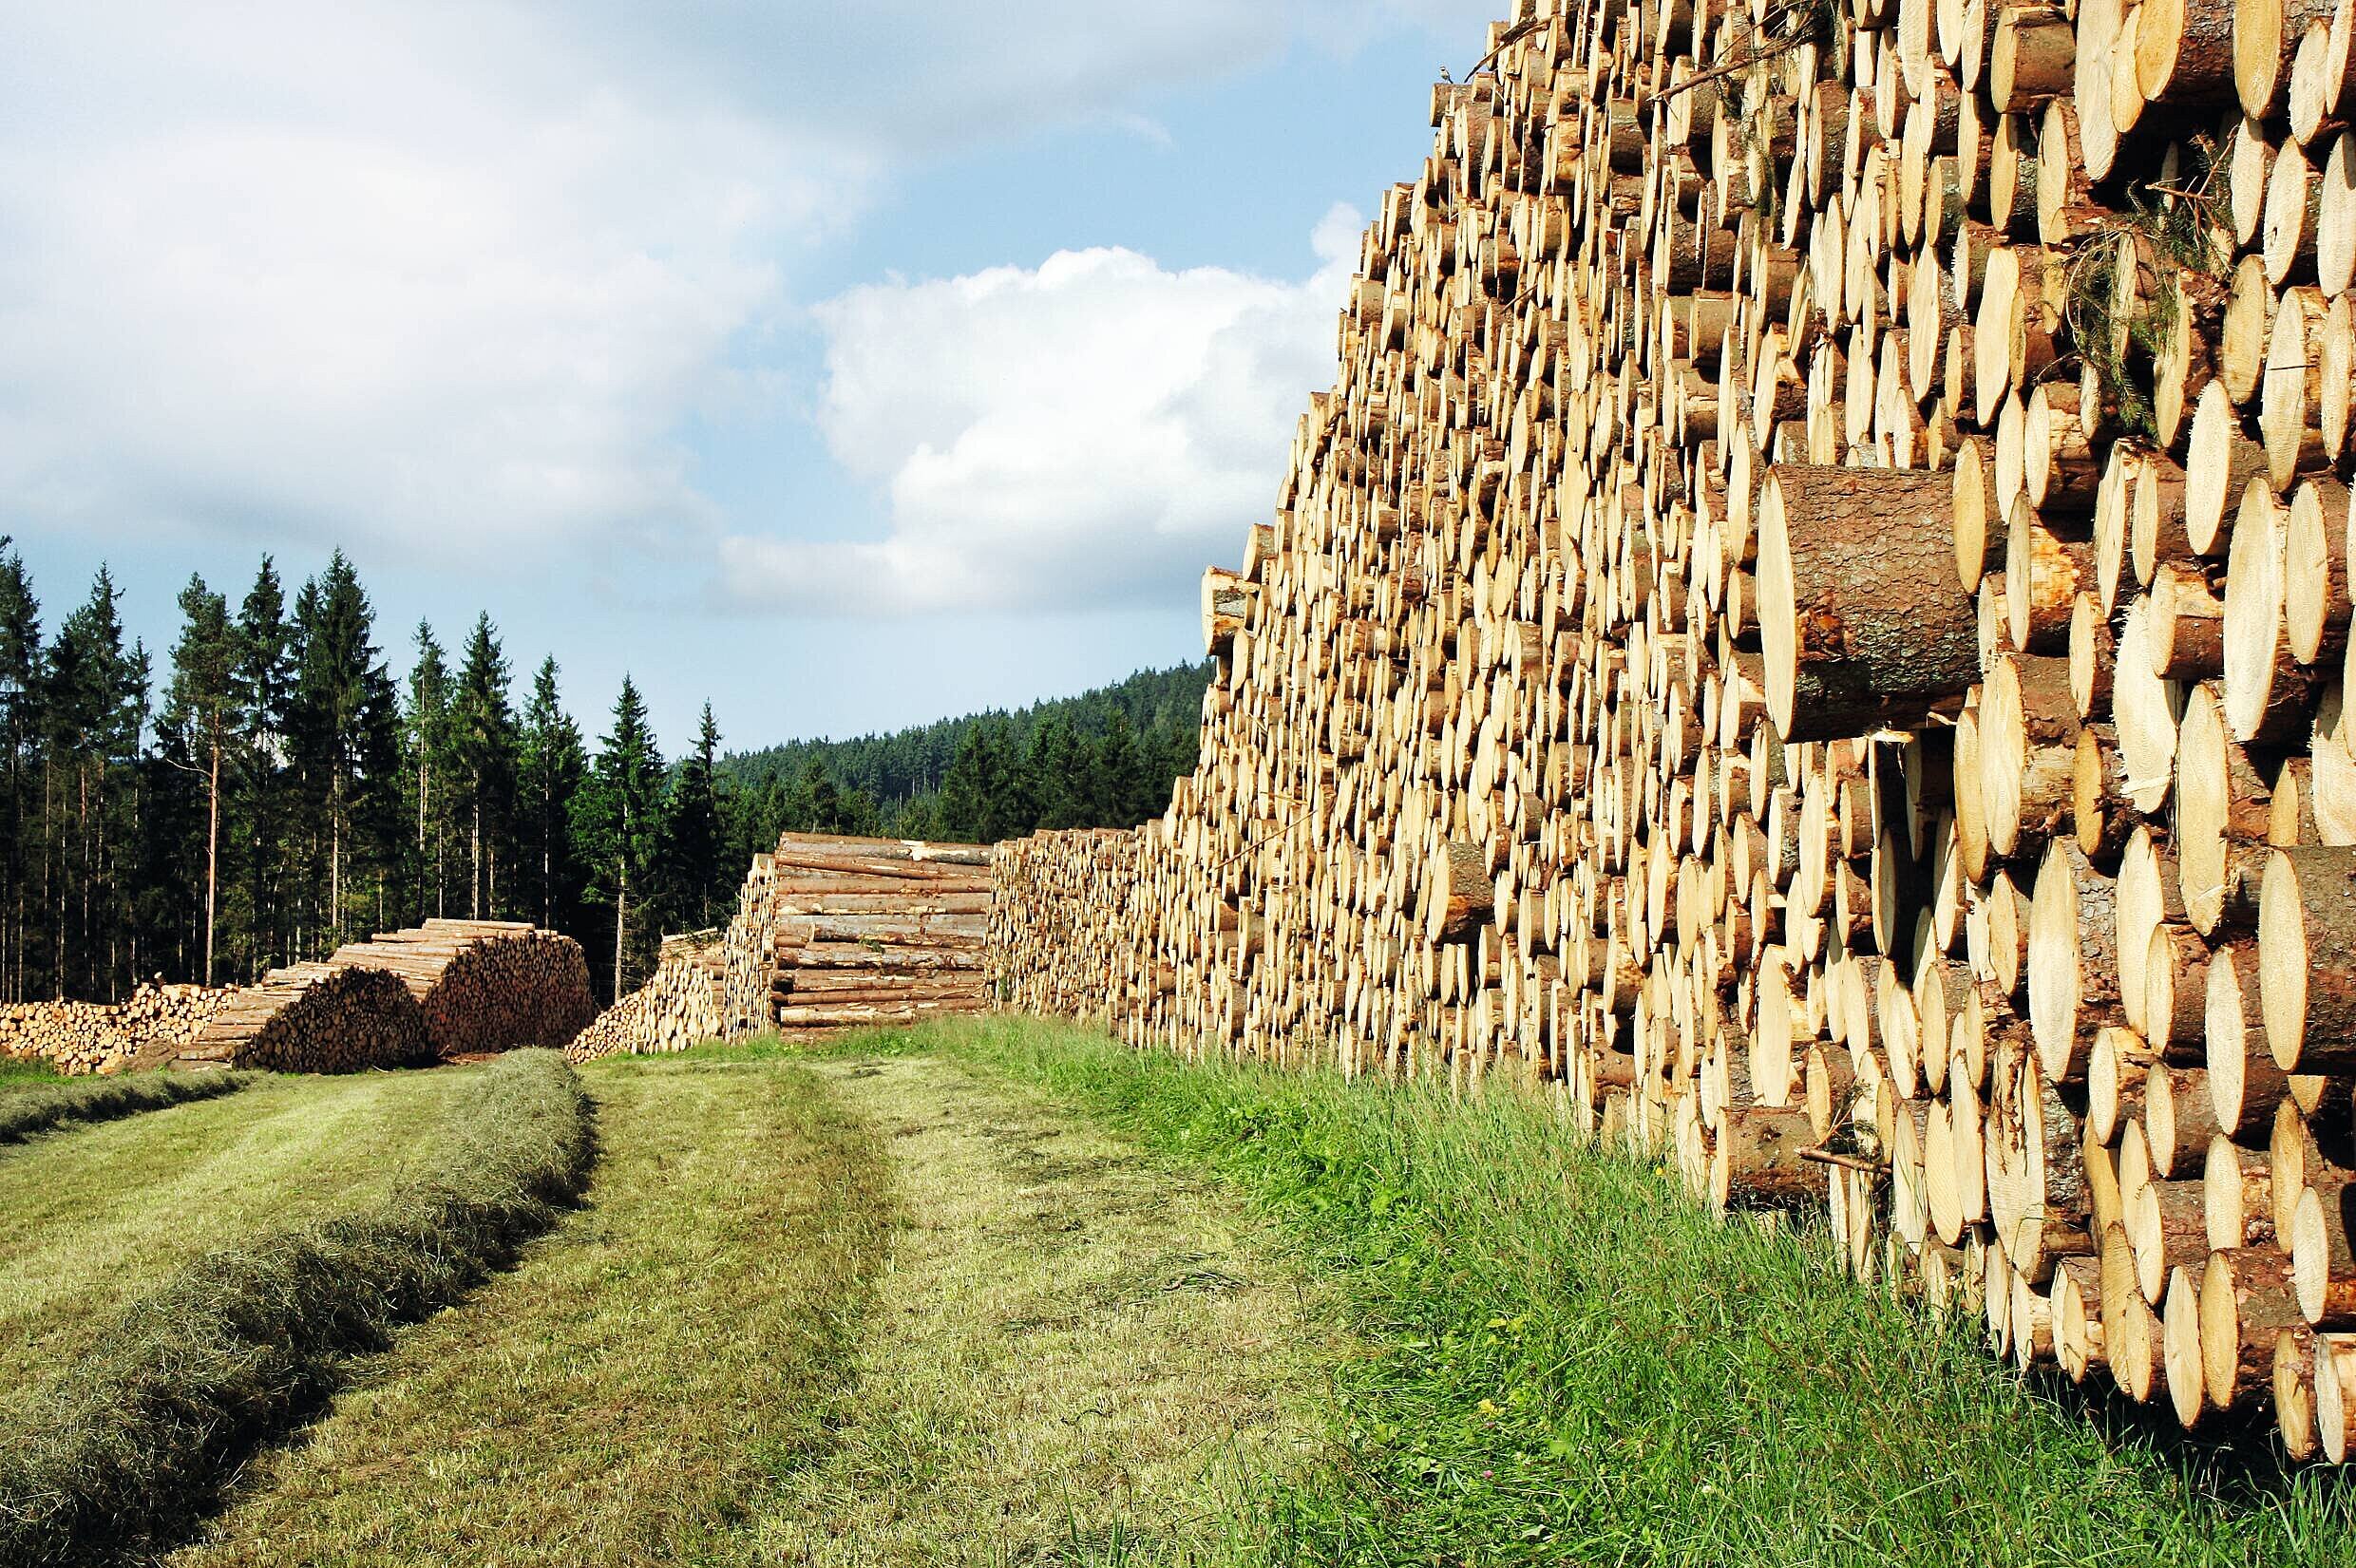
left=11, top=1016, right=2356, bottom=1565
left=0, top=1057, right=65, bottom=1094
left=0, top=1067, right=500, bottom=1420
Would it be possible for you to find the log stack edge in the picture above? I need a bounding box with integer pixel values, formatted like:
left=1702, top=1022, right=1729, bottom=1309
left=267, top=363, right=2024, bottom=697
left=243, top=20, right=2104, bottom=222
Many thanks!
left=985, top=0, right=2356, bottom=1459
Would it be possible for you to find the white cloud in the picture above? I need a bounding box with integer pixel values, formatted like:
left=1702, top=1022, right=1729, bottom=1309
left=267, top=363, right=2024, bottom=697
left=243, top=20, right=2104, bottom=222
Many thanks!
left=716, top=206, right=1362, bottom=614
left=0, top=1, right=1490, bottom=589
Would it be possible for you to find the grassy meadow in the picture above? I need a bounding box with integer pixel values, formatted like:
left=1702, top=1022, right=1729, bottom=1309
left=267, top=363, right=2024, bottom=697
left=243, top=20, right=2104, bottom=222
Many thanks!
left=6, top=1016, right=2355, bottom=1566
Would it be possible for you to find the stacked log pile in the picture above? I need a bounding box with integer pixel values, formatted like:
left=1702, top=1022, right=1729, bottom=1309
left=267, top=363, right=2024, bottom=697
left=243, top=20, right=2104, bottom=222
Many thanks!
left=179, top=964, right=433, bottom=1073
left=0, top=984, right=237, bottom=1076
left=759, top=834, right=994, bottom=1032
left=571, top=832, right=995, bottom=1051
left=328, top=919, right=597, bottom=1056
left=178, top=919, right=592, bottom=1072
left=567, top=931, right=726, bottom=1062
left=988, top=0, right=2356, bottom=1455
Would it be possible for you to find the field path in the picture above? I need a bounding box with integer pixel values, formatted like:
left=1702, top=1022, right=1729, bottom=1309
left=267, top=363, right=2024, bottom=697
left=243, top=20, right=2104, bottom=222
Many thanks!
left=743, top=1052, right=1336, bottom=1565
left=167, top=1048, right=1335, bottom=1566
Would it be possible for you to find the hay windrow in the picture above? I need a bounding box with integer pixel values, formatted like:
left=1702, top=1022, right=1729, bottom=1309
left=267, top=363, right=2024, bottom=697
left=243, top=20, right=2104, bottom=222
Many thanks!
left=0, top=1049, right=594, bottom=1566
left=0, top=1071, right=257, bottom=1146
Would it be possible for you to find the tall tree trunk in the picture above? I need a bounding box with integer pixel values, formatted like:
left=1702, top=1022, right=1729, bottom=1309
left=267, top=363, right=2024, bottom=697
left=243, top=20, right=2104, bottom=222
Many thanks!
left=471, top=801, right=482, bottom=920
left=203, top=733, right=219, bottom=986
left=614, top=862, right=626, bottom=1002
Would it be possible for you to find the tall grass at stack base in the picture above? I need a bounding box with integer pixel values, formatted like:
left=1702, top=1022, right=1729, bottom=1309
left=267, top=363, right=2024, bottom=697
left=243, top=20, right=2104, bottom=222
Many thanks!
left=0, top=1048, right=594, bottom=1566
left=0, top=1069, right=257, bottom=1145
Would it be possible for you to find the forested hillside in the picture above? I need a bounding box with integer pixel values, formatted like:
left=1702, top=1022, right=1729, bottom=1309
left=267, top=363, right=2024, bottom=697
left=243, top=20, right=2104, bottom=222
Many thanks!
left=0, top=537, right=1205, bottom=1007
left=717, top=663, right=1209, bottom=849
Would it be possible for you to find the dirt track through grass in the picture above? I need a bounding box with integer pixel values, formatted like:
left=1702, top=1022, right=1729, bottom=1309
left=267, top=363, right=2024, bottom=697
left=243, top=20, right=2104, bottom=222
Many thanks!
left=747, top=1052, right=1337, bottom=1565
left=0, top=1068, right=485, bottom=1415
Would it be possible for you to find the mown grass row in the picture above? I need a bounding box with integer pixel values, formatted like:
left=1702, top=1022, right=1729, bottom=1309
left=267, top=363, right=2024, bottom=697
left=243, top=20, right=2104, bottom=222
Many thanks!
left=0, top=1049, right=594, bottom=1566
left=875, top=1016, right=2356, bottom=1568
left=0, top=1069, right=256, bottom=1145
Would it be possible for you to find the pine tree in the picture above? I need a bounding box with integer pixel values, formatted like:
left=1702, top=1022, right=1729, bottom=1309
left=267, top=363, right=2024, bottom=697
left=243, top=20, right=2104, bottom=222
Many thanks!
left=229, top=561, right=294, bottom=977
left=517, top=657, right=587, bottom=932
left=575, top=675, right=662, bottom=1001
left=160, top=576, right=238, bottom=982
left=452, top=614, right=518, bottom=919
left=655, top=703, right=727, bottom=932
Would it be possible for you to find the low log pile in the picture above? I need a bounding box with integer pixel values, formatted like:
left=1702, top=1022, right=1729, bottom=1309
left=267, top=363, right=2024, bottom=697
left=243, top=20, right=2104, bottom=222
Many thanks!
left=179, top=964, right=433, bottom=1073
left=179, top=919, right=594, bottom=1072
left=988, top=0, right=2356, bottom=1456
left=0, top=984, right=238, bottom=1076
left=329, top=920, right=597, bottom=1056
left=566, top=931, right=725, bottom=1062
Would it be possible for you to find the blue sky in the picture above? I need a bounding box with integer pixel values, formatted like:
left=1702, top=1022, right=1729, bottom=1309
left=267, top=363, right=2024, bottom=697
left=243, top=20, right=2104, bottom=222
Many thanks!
left=0, top=1, right=1497, bottom=753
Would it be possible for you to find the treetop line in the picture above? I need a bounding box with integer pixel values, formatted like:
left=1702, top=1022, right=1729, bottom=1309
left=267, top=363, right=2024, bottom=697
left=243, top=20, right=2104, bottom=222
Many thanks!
left=0, top=538, right=1205, bottom=1008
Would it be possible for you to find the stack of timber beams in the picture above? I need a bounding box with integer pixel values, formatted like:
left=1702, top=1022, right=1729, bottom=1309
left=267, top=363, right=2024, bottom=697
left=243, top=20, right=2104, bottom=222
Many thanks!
left=987, top=0, right=2356, bottom=1458
left=752, top=833, right=994, bottom=1033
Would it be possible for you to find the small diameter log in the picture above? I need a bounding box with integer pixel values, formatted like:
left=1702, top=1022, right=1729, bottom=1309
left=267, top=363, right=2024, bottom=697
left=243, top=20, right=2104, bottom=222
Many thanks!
left=2315, top=1333, right=2356, bottom=1461
left=2205, top=944, right=2293, bottom=1139
left=1756, top=466, right=1981, bottom=741
left=2292, top=1181, right=2356, bottom=1324
left=2026, top=839, right=2118, bottom=1085
left=2208, top=1134, right=2277, bottom=1250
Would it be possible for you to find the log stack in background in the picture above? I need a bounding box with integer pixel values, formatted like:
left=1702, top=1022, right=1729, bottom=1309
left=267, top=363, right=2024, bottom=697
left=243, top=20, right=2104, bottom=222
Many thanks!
left=0, top=984, right=238, bottom=1076
left=178, top=964, right=434, bottom=1073
left=329, top=919, right=597, bottom=1057
left=177, top=919, right=593, bottom=1073
left=568, top=931, right=726, bottom=1062
left=576, top=831, right=995, bottom=1052
left=988, top=0, right=2356, bottom=1457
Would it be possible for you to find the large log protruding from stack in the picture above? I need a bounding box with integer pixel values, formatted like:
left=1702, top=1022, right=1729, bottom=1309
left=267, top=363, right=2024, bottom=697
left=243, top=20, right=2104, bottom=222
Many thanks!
left=980, top=0, right=2356, bottom=1460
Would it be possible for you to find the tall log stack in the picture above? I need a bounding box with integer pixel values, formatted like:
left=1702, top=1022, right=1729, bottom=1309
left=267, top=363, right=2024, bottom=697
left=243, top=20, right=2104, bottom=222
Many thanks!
left=176, top=919, right=594, bottom=1072
left=573, top=832, right=995, bottom=1052
left=987, top=0, right=2356, bottom=1456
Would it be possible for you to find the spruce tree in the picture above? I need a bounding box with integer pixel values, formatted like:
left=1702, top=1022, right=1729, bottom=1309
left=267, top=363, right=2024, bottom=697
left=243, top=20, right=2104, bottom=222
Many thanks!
left=230, top=561, right=294, bottom=976
left=655, top=703, right=727, bottom=932
left=161, top=576, right=238, bottom=982
left=289, top=552, right=400, bottom=948
left=404, top=624, right=456, bottom=920
left=452, top=614, right=518, bottom=919
left=0, top=544, right=42, bottom=999
left=576, top=675, right=662, bottom=1001
left=517, top=656, right=587, bottom=932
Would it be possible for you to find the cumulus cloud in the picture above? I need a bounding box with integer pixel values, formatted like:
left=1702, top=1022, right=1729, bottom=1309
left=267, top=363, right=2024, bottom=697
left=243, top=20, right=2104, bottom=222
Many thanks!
left=0, top=1, right=1488, bottom=586
left=716, top=205, right=1362, bottom=615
